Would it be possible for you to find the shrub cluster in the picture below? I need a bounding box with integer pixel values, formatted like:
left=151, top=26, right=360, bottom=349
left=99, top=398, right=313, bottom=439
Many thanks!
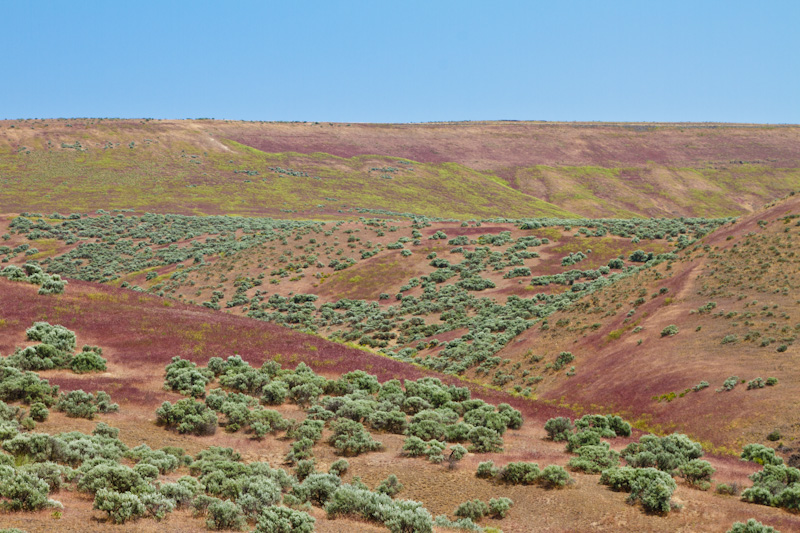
left=325, top=484, right=433, bottom=533
left=621, top=433, right=704, bottom=474
left=741, top=463, right=800, bottom=511
left=0, top=263, right=67, bottom=295
left=3, top=323, right=107, bottom=375
left=475, top=460, right=573, bottom=488
left=726, top=519, right=780, bottom=533
left=56, top=390, right=119, bottom=419
left=600, top=467, right=677, bottom=514
left=156, top=398, right=218, bottom=435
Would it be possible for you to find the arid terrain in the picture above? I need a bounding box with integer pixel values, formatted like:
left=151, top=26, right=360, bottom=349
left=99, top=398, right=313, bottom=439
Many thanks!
left=0, top=120, right=798, bottom=533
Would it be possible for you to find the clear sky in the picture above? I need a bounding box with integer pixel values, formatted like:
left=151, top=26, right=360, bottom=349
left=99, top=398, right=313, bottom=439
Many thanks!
left=2, top=1, right=798, bottom=123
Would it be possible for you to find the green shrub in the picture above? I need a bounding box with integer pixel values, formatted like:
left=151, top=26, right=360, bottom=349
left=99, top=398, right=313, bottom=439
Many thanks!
left=726, top=519, right=780, bottom=533
left=159, top=482, right=195, bottom=508
left=29, top=402, right=48, bottom=422
left=260, top=381, right=288, bottom=405
left=237, top=476, right=281, bottom=518
left=155, top=398, right=218, bottom=435
left=69, top=347, right=107, bottom=373
left=621, top=433, right=703, bottom=473
left=609, top=415, right=632, bottom=436
left=78, top=463, right=146, bottom=494
left=92, top=421, right=120, bottom=439
left=294, top=459, right=316, bottom=481
left=443, top=422, right=473, bottom=442
left=254, top=506, right=316, bottom=533
left=425, top=439, right=446, bottom=464
left=463, top=406, right=507, bottom=435
left=93, top=488, right=145, bottom=524
left=206, top=499, right=245, bottom=530
left=499, top=462, right=540, bottom=484
left=25, top=322, right=76, bottom=353
left=488, top=496, right=513, bottom=518
left=293, top=473, right=342, bottom=506
left=163, top=356, right=212, bottom=398
left=286, top=438, right=314, bottom=464
left=446, top=444, right=468, bottom=468
left=126, top=444, right=180, bottom=474
left=566, top=429, right=602, bottom=452
left=7, top=344, right=71, bottom=371
left=368, top=410, right=408, bottom=434
left=0, top=465, right=54, bottom=511
left=454, top=499, right=488, bottom=521
left=406, top=419, right=446, bottom=442
left=19, top=461, right=69, bottom=491
left=329, top=459, right=349, bottom=477
left=289, top=382, right=324, bottom=407
left=552, top=351, right=574, bottom=370
left=600, top=467, right=676, bottom=514
left=467, top=426, right=503, bottom=453
left=325, top=468, right=429, bottom=524
left=600, top=466, right=637, bottom=491
left=567, top=443, right=620, bottom=473
left=741, top=443, right=783, bottom=466
left=95, top=391, right=119, bottom=413
left=0, top=421, right=19, bottom=441
left=191, top=494, right=220, bottom=516
left=676, top=459, right=715, bottom=487
left=328, top=419, right=381, bottom=456
left=660, top=325, right=678, bottom=337
left=433, top=515, right=483, bottom=531
left=476, top=461, right=499, bottom=479
left=56, top=390, right=97, bottom=419
left=775, top=484, right=800, bottom=512
left=544, top=417, right=573, bottom=441
left=140, top=491, right=175, bottom=520
left=631, top=471, right=676, bottom=514
left=715, top=483, right=741, bottom=496
left=741, top=463, right=800, bottom=509
left=629, top=250, right=654, bottom=262
left=537, top=465, right=572, bottom=489
left=0, top=366, right=59, bottom=406
left=376, top=474, right=403, bottom=497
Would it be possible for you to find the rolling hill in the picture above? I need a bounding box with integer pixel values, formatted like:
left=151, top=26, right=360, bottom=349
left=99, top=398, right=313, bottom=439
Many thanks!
left=2, top=119, right=800, bottom=219
left=1, top=118, right=800, bottom=532
left=0, top=268, right=798, bottom=532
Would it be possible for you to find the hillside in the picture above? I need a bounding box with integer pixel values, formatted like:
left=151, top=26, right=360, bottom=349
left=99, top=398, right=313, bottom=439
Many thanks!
left=2, top=118, right=800, bottom=532
left=480, top=193, right=800, bottom=451
left=0, top=275, right=798, bottom=532
left=4, top=197, right=798, bottom=454
left=2, top=119, right=800, bottom=218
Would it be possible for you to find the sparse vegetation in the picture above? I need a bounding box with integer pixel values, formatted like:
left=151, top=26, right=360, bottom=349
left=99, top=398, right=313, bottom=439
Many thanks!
left=1, top=120, right=799, bottom=532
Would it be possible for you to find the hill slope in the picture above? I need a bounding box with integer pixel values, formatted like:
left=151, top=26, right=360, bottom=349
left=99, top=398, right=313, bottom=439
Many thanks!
left=1, top=276, right=798, bottom=532
left=483, top=193, right=800, bottom=451
left=2, top=118, right=800, bottom=218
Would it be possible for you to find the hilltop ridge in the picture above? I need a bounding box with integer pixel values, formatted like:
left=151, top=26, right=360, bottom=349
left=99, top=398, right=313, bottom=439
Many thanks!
left=2, top=118, right=799, bottom=219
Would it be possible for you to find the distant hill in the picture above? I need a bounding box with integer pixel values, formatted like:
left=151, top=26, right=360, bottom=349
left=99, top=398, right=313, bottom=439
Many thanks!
left=2, top=118, right=799, bottom=218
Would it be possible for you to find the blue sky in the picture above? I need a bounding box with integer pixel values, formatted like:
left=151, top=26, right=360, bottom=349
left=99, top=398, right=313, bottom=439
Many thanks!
left=2, top=1, right=798, bottom=123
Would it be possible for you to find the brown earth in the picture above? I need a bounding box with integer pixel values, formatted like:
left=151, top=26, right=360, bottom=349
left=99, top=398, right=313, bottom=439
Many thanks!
left=485, top=193, right=800, bottom=453
left=1, top=272, right=799, bottom=531
left=2, top=119, right=800, bottom=218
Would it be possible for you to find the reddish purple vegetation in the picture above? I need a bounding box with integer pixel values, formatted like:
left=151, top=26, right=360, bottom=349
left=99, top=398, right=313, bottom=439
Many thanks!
left=226, top=121, right=800, bottom=169
left=0, top=278, right=570, bottom=422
